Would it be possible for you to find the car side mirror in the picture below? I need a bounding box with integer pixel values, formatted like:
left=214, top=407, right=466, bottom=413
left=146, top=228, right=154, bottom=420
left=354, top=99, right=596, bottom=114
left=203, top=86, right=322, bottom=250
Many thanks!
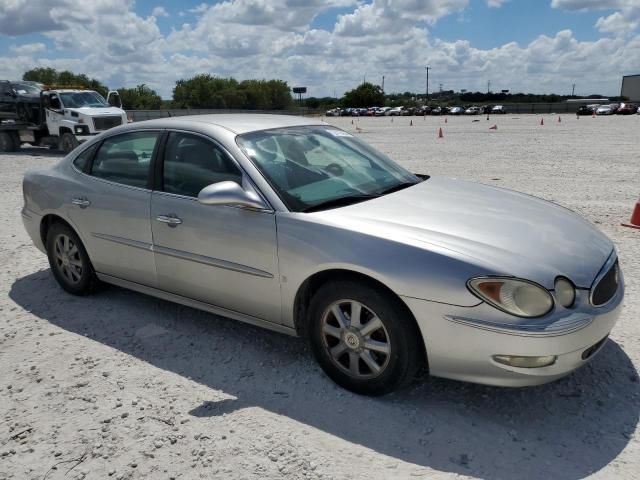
left=197, top=181, right=266, bottom=210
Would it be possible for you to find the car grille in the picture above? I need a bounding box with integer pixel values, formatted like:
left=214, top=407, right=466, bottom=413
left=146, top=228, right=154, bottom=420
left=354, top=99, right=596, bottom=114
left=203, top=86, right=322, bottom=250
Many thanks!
left=591, top=258, right=619, bottom=306
left=93, top=116, right=122, bottom=131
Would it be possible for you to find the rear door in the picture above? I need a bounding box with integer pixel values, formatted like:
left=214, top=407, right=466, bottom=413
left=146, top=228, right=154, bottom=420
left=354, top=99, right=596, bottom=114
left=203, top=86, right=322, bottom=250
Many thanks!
left=67, top=130, right=162, bottom=287
left=150, top=130, right=281, bottom=323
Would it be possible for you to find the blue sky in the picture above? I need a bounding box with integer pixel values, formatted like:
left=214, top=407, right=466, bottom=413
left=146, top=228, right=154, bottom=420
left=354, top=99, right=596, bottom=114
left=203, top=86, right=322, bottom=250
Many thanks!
left=0, top=0, right=638, bottom=98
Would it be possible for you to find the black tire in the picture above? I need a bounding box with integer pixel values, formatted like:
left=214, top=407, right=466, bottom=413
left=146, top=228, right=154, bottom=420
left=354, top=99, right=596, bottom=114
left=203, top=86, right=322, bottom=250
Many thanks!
left=0, top=132, right=15, bottom=152
left=11, top=133, right=20, bottom=151
left=46, top=222, right=98, bottom=295
left=58, top=132, right=79, bottom=154
left=308, top=280, right=424, bottom=396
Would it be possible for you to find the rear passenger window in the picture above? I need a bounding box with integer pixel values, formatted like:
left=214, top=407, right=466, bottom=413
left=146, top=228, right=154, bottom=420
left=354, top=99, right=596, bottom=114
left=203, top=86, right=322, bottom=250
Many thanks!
left=72, top=143, right=98, bottom=173
left=90, top=131, right=160, bottom=188
left=162, top=132, right=242, bottom=198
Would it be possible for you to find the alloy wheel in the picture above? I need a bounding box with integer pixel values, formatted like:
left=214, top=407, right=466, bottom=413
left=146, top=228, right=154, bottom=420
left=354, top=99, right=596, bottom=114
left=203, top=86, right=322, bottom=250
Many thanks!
left=321, top=299, right=391, bottom=379
left=53, top=233, right=83, bottom=285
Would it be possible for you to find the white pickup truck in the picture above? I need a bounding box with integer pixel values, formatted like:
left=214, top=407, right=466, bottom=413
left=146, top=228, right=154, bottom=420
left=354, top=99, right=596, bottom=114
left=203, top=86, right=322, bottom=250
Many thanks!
left=0, top=83, right=127, bottom=153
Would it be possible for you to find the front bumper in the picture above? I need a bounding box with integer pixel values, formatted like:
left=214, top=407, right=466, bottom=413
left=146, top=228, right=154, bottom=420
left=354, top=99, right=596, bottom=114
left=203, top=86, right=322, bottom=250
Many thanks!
left=402, top=276, right=624, bottom=387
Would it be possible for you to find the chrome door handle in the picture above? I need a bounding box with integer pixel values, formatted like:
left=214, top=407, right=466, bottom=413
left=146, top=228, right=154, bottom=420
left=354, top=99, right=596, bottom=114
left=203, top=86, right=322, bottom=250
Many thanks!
left=156, top=214, right=183, bottom=226
left=71, top=198, right=90, bottom=208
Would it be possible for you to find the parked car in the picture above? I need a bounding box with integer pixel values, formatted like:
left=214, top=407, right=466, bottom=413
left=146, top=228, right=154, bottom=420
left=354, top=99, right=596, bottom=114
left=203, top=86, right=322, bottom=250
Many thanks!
left=430, top=106, right=442, bottom=116
left=0, top=80, right=43, bottom=122
left=465, top=106, right=481, bottom=115
left=576, top=105, right=593, bottom=116
left=22, top=114, right=624, bottom=395
left=449, top=106, right=464, bottom=115
left=387, top=107, right=404, bottom=116
left=325, top=108, right=341, bottom=117
left=375, top=107, right=391, bottom=116
left=615, top=103, right=637, bottom=115
left=491, top=105, right=507, bottom=114
left=596, top=105, right=615, bottom=115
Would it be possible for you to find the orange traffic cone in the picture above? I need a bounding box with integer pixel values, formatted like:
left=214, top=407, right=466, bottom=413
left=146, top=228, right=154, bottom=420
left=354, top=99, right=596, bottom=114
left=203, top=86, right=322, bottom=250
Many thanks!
left=438, top=127, right=444, bottom=138
left=592, top=110, right=595, bottom=118
left=445, top=117, right=448, bottom=123
left=540, top=118, right=544, bottom=126
left=351, top=119, right=353, bottom=125
left=489, top=124, right=497, bottom=130
left=410, top=119, right=413, bottom=126
left=622, top=197, right=640, bottom=229
left=558, top=116, right=561, bottom=123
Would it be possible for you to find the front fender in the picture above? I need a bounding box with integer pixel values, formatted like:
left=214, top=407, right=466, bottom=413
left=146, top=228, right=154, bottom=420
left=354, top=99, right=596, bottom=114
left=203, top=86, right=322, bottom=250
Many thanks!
left=276, top=213, right=487, bottom=326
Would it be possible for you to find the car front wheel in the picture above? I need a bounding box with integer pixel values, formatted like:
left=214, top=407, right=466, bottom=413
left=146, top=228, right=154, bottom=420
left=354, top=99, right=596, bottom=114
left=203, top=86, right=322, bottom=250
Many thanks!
left=308, top=281, right=424, bottom=395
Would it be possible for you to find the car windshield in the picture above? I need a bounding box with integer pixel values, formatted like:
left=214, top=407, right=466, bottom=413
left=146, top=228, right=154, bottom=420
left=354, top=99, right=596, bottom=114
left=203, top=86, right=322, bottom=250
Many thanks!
left=12, top=82, right=41, bottom=95
left=59, top=91, right=108, bottom=108
left=237, top=126, right=420, bottom=212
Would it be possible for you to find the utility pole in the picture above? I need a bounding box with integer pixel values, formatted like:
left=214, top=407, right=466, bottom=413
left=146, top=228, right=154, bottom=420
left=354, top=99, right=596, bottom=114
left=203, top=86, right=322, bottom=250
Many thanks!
left=424, top=65, right=431, bottom=102
left=382, top=75, right=385, bottom=94
left=487, top=80, right=491, bottom=94
left=425, top=66, right=431, bottom=101
left=571, top=83, right=576, bottom=97
left=439, top=83, right=443, bottom=93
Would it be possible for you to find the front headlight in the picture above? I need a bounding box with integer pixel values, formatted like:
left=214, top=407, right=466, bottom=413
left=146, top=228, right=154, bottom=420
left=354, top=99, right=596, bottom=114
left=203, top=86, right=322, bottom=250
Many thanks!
left=467, top=277, right=554, bottom=318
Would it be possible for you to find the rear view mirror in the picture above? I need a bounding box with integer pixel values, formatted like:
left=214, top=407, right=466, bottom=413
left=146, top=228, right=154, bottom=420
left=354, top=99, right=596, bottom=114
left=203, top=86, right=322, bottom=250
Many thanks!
left=197, top=181, right=266, bottom=210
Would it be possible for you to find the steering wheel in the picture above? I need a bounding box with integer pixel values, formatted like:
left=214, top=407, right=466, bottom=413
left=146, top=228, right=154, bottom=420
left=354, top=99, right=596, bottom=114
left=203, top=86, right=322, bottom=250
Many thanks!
left=325, top=163, right=344, bottom=176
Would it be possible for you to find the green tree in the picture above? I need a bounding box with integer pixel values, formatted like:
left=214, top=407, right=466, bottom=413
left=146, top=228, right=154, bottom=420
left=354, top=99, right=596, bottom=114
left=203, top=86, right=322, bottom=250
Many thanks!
left=173, top=75, right=292, bottom=110
left=117, top=84, right=162, bottom=110
left=342, top=82, right=384, bottom=108
left=22, top=68, right=108, bottom=97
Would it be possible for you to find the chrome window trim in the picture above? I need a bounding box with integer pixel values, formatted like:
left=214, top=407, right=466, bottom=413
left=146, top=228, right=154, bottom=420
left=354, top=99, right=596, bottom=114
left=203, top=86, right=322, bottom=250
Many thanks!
left=589, top=250, right=619, bottom=308
left=151, top=189, right=274, bottom=214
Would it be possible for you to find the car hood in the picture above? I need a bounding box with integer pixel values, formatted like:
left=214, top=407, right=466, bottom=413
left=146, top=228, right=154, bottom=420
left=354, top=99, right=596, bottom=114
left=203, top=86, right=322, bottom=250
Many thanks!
left=66, top=107, right=124, bottom=116
left=314, top=177, right=612, bottom=288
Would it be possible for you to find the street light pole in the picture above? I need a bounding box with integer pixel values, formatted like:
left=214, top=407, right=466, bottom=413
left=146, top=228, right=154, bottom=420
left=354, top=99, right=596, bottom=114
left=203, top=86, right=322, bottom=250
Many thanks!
left=425, top=66, right=431, bottom=101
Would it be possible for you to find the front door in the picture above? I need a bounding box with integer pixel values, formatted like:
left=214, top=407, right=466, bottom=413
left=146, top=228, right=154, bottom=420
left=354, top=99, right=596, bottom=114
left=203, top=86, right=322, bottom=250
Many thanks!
left=67, top=130, right=162, bottom=287
left=150, top=131, right=281, bottom=323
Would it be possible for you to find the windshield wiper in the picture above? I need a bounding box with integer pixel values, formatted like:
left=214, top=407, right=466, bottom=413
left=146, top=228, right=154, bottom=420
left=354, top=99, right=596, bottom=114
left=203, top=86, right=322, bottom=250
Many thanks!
left=376, top=181, right=419, bottom=196
left=302, top=194, right=378, bottom=213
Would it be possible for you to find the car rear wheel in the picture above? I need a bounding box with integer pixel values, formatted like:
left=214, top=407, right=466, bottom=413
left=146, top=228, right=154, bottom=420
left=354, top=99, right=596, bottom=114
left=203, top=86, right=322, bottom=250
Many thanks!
left=308, top=280, right=423, bottom=395
left=46, top=223, right=98, bottom=295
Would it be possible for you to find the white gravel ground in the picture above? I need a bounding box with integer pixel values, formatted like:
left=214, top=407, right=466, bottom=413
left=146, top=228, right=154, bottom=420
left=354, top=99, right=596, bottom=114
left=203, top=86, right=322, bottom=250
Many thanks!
left=1, top=114, right=639, bottom=480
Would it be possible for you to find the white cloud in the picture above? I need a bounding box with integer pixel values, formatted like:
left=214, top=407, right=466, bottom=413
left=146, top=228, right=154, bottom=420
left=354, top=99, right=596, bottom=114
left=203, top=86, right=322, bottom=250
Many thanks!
left=10, top=42, right=47, bottom=55
left=550, top=0, right=622, bottom=10
left=0, top=0, right=638, bottom=98
left=487, top=0, right=508, bottom=7
left=551, top=0, right=640, bottom=34
left=152, top=6, right=169, bottom=17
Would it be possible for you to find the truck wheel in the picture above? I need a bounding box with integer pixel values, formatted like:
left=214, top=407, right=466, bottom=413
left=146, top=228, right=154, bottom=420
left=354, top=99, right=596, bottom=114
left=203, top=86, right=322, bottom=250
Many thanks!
left=11, top=133, right=20, bottom=151
left=0, top=132, right=16, bottom=152
left=59, top=132, right=79, bottom=153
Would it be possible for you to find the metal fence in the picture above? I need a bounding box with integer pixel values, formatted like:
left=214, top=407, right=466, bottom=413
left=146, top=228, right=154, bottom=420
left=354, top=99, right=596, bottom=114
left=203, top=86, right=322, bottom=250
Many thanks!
left=128, top=108, right=322, bottom=122
left=127, top=102, right=607, bottom=121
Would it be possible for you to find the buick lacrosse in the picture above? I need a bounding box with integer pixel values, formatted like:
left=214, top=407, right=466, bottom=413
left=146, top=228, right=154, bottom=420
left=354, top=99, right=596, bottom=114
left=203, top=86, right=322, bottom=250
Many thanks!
left=22, top=115, right=624, bottom=395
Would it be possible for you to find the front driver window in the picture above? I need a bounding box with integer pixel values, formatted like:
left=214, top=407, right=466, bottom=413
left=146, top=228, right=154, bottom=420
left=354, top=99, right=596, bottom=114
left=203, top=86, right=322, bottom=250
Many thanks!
left=90, top=131, right=160, bottom=188
left=162, top=132, right=242, bottom=198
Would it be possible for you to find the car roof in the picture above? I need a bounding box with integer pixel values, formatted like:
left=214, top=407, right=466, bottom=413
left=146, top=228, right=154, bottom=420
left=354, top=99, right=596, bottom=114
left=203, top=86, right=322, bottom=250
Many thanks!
left=130, top=114, right=327, bottom=135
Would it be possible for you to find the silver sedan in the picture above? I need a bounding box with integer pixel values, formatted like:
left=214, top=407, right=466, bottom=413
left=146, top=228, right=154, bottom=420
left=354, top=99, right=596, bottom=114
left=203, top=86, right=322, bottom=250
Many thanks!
left=21, top=114, right=624, bottom=395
